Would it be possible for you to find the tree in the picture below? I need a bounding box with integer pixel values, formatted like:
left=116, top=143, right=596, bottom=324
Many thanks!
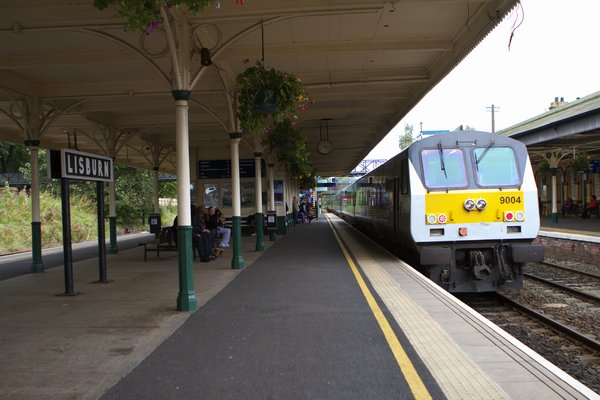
left=0, top=141, right=29, bottom=173
left=399, top=123, right=414, bottom=150
left=113, top=165, right=154, bottom=225
left=159, top=181, right=177, bottom=199
left=455, top=124, right=476, bottom=131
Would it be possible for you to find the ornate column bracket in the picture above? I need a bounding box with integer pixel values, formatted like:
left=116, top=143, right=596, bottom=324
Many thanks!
left=533, top=150, right=570, bottom=223
left=23, top=139, right=40, bottom=147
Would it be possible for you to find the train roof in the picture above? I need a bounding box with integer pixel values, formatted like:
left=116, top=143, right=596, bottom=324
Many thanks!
left=411, top=130, right=527, bottom=151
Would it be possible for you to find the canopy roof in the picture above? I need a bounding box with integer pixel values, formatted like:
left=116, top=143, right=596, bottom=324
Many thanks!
left=0, top=0, right=518, bottom=176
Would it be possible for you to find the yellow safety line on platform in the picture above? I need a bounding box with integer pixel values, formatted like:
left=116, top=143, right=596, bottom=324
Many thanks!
left=328, top=216, right=432, bottom=400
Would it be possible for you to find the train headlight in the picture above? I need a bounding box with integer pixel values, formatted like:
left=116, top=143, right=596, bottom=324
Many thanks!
left=475, top=198, right=487, bottom=211
left=515, top=211, right=525, bottom=221
left=464, top=199, right=476, bottom=211
left=437, top=214, right=447, bottom=224
left=427, top=214, right=437, bottom=224
left=504, top=211, right=515, bottom=221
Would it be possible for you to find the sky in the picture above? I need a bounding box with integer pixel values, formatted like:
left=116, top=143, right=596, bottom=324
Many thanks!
left=365, top=0, right=600, bottom=161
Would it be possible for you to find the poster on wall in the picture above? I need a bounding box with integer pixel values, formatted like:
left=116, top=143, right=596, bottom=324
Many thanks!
left=274, top=180, right=284, bottom=206
left=203, top=184, right=218, bottom=207
left=219, top=183, right=256, bottom=208
left=241, top=182, right=256, bottom=207
left=221, top=184, right=232, bottom=207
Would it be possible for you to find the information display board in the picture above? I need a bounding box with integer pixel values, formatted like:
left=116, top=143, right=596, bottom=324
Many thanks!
left=198, top=159, right=265, bottom=179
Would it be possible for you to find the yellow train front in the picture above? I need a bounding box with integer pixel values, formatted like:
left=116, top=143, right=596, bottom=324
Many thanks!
left=331, top=130, right=544, bottom=292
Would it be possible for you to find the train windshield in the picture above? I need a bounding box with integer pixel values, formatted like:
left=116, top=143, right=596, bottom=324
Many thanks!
left=474, top=146, right=520, bottom=187
left=421, top=148, right=467, bottom=189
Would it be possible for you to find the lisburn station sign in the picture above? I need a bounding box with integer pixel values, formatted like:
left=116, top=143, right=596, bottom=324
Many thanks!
left=61, top=149, right=113, bottom=181
left=50, top=149, right=113, bottom=182
left=48, top=148, right=114, bottom=296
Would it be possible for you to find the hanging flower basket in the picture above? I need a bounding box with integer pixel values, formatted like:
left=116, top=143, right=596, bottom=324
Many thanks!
left=265, top=119, right=315, bottom=189
left=251, top=89, right=277, bottom=115
left=236, top=61, right=312, bottom=135
left=570, top=153, right=590, bottom=173
left=93, top=0, right=236, bottom=33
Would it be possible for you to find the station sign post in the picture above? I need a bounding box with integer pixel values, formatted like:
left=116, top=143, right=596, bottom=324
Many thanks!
left=50, top=149, right=114, bottom=295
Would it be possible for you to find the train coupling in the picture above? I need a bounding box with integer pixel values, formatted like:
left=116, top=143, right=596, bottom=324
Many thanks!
left=440, top=269, right=451, bottom=283
left=470, top=250, right=491, bottom=280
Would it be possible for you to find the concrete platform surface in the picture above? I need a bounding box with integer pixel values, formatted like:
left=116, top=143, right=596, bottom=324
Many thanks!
left=0, top=234, right=272, bottom=400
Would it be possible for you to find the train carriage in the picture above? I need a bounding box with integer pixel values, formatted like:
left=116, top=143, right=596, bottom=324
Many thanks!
left=331, top=130, right=544, bottom=292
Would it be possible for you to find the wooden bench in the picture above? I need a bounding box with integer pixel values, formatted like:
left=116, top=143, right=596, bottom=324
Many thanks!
left=224, top=216, right=254, bottom=236
left=562, top=203, right=579, bottom=218
left=588, top=204, right=600, bottom=218
left=139, top=226, right=177, bottom=261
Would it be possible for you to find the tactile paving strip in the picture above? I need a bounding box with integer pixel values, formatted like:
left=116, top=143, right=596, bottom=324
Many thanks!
left=332, top=219, right=509, bottom=400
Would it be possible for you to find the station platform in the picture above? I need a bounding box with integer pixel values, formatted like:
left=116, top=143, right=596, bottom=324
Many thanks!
left=0, top=215, right=598, bottom=399
left=539, top=214, right=600, bottom=239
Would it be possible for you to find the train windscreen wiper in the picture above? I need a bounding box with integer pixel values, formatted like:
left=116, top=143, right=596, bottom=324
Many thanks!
left=476, top=140, right=495, bottom=165
left=437, top=141, right=447, bottom=179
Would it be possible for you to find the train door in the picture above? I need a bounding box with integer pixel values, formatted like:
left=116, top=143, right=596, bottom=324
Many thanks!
left=393, top=178, right=400, bottom=233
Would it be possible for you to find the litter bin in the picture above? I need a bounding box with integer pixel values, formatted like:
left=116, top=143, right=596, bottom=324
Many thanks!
left=148, top=213, right=161, bottom=237
left=266, top=211, right=277, bottom=232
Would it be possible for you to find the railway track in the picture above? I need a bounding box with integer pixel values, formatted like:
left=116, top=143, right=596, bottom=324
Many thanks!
left=524, top=261, right=600, bottom=301
left=495, top=293, right=600, bottom=352
left=459, top=266, right=600, bottom=396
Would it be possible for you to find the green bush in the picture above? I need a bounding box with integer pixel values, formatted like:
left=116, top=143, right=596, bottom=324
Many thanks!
left=161, top=202, right=178, bottom=228
left=0, top=185, right=99, bottom=253
left=0, top=183, right=175, bottom=254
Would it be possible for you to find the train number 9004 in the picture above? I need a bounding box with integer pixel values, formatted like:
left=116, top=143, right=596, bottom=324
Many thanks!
left=499, top=196, right=521, bottom=204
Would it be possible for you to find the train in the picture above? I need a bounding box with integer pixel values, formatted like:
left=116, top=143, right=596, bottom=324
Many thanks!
left=329, top=130, right=544, bottom=292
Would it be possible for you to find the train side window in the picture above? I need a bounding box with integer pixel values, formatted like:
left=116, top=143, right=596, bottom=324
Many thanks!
left=474, top=147, right=520, bottom=187
left=421, top=148, right=467, bottom=189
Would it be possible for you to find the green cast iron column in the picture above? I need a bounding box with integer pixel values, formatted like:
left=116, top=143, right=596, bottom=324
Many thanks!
left=255, top=213, right=264, bottom=251
left=109, top=216, right=118, bottom=253
left=172, top=89, right=197, bottom=311
left=268, top=163, right=277, bottom=241
left=230, top=132, right=245, bottom=269
left=176, top=226, right=197, bottom=311
left=255, top=212, right=265, bottom=250
left=108, top=179, right=118, bottom=254
left=31, top=223, right=43, bottom=272
left=254, top=152, right=264, bottom=251
left=26, top=141, right=43, bottom=272
left=231, top=216, right=244, bottom=269
left=276, top=216, right=287, bottom=234
left=550, top=167, right=559, bottom=223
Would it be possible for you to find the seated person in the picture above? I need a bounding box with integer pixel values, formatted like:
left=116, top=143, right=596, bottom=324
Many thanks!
left=562, top=197, right=575, bottom=215
left=246, top=213, right=256, bottom=229
left=581, top=195, right=599, bottom=218
left=207, top=206, right=231, bottom=248
left=192, top=205, right=216, bottom=262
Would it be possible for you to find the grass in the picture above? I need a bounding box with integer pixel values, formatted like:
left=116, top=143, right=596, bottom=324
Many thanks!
left=0, top=186, right=177, bottom=255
